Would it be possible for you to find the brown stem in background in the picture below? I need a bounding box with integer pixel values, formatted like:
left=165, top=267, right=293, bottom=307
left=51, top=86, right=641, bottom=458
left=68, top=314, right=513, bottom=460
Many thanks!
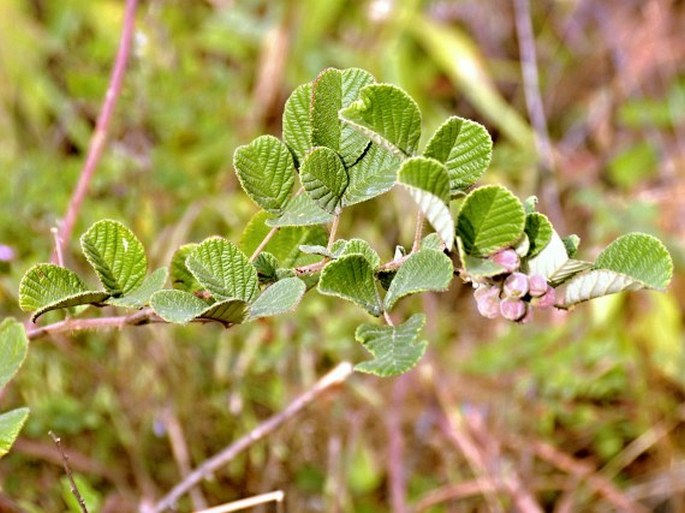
left=387, top=374, right=410, bottom=513
left=151, top=362, right=354, bottom=513
left=512, top=0, right=566, bottom=233
left=53, top=0, right=138, bottom=262
left=49, top=431, right=90, bottom=513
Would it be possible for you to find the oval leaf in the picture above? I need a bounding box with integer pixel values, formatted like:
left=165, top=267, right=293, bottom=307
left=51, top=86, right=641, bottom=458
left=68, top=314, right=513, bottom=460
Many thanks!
left=282, top=82, right=312, bottom=164
left=423, top=116, right=492, bottom=194
left=524, top=212, right=553, bottom=258
left=248, top=277, right=306, bottom=319
left=107, top=267, right=168, bottom=308
left=266, top=192, right=334, bottom=228
left=186, top=237, right=259, bottom=302
left=80, top=219, right=147, bottom=296
left=19, top=263, right=109, bottom=321
left=0, top=319, right=28, bottom=390
left=399, top=157, right=454, bottom=250
left=300, top=147, right=349, bottom=215
left=384, top=249, right=453, bottom=311
left=200, top=299, right=249, bottom=325
left=595, top=233, right=672, bottom=290
left=355, top=314, right=427, bottom=377
left=0, top=407, right=30, bottom=459
left=340, top=83, right=421, bottom=157
left=318, top=255, right=382, bottom=316
left=170, top=244, right=203, bottom=293
left=456, top=185, right=525, bottom=257
left=233, top=135, right=296, bottom=215
left=562, top=269, right=645, bottom=306
left=338, top=239, right=381, bottom=269
left=343, top=143, right=401, bottom=206
left=150, top=289, right=210, bottom=324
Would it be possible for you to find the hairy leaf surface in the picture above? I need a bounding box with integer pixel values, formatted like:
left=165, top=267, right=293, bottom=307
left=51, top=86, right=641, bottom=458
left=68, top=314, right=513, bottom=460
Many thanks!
left=318, top=255, right=382, bottom=316
left=300, top=147, right=349, bottom=214
left=249, top=277, right=306, bottom=319
left=384, top=250, right=453, bottom=311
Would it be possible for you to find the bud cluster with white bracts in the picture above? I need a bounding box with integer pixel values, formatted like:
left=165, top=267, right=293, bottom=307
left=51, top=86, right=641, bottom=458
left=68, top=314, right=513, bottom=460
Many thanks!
left=471, top=249, right=556, bottom=323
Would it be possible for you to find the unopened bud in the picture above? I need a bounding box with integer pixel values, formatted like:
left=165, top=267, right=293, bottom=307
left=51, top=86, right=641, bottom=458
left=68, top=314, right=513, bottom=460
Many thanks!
left=0, top=245, right=15, bottom=262
left=503, top=272, right=529, bottom=298
left=474, top=285, right=500, bottom=319
left=490, top=249, right=519, bottom=272
left=500, top=298, right=527, bottom=321
left=531, top=286, right=556, bottom=308
left=518, top=305, right=534, bottom=324
left=528, top=274, right=548, bottom=297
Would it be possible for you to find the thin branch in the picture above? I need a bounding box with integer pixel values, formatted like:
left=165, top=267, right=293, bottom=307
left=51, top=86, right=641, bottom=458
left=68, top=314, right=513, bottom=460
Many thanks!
left=249, top=226, right=279, bottom=262
left=151, top=362, right=354, bottom=513
left=51, top=227, right=64, bottom=267
left=193, top=491, right=284, bottom=513
left=53, top=0, right=138, bottom=262
left=411, top=211, right=424, bottom=253
left=387, top=374, right=409, bottom=513
left=512, top=0, right=566, bottom=232
left=327, top=214, right=340, bottom=251
left=49, top=431, right=89, bottom=513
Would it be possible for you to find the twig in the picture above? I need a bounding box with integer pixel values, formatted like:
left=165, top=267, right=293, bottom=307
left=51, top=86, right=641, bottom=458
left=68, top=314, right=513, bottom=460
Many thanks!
left=327, top=214, right=340, bottom=251
left=411, top=211, right=424, bottom=253
left=193, top=491, right=284, bottom=513
left=49, top=431, right=89, bottom=513
left=151, top=362, right=354, bottom=513
left=249, top=226, right=279, bottom=262
left=512, top=0, right=566, bottom=232
left=387, top=374, right=409, bottom=513
left=53, top=0, right=138, bottom=262
left=26, top=308, right=158, bottom=341
left=51, top=227, right=64, bottom=267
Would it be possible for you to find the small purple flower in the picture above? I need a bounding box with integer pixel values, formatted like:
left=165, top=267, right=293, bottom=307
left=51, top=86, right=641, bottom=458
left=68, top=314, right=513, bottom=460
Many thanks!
left=528, top=274, right=548, bottom=297
left=531, top=286, right=556, bottom=308
left=474, top=285, right=500, bottom=319
left=503, top=272, right=529, bottom=298
left=0, top=245, right=15, bottom=262
left=490, top=249, right=519, bottom=273
left=500, top=298, right=527, bottom=321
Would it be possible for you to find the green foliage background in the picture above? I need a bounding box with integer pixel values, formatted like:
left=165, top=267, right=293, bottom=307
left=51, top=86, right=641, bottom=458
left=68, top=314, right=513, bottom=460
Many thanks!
left=0, top=0, right=683, bottom=511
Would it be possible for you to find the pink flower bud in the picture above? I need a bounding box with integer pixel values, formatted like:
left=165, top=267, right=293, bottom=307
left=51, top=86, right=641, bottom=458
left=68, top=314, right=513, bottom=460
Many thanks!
left=503, top=272, right=529, bottom=298
left=531, top=286, right=556, bottom=308
left=474, top=285, right=500, bottom=319
left=518, top=305, right=534, bottom=324
left=490, top=249, right=519, bottom=272
left=528, top=274, right=548, bottom=297
left=0, top=245, right=15, bottom=262
left=500, top=298, right=527, bottom=321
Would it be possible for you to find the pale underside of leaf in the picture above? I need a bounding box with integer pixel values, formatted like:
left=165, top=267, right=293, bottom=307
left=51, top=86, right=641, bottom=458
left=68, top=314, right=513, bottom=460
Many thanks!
left=300, top=146, right=349, bottom=215
left=107, top=267, right=168, bottom=308
left=266, top=192, right=334, bottom=227
left=0, top=319, right=28, bottom=390
left=562, top=269, right=645, bottom=307
left=0, top=407, right=30, bottom=458
left=248, top=277, right=306, bottom=319
left=456, top=185, right=525, bottom=257
left=80, top=219, right=147, bottom=296
left=355, top=313, right=427, bottom=377
left=406, top=188, right=455, bottom=251
left=318, top=255, right=382, bottom=316
left=186, top=237, right=259, bottom=302
left=384, top=249, right=453, bottom=311
left=233, top=135, right=296, bottom=216
left=423, top=116, right=492, bottom=194
left=340, top=83, right=422, bottom=157
left=548, top=259, right=593, bottom=286
left=526, top=230, right=569, bottom=280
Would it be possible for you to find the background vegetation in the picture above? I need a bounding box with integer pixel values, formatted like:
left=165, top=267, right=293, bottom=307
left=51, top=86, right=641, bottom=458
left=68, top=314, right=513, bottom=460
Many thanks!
left=0, top=0, right=683, bottom=511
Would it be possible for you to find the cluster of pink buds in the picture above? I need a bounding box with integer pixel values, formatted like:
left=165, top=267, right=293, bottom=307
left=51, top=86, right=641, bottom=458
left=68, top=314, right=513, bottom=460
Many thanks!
left=473, top=249, right=556, bottom=323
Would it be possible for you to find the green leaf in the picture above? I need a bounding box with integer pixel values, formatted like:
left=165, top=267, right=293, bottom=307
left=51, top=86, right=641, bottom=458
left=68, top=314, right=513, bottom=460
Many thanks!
left=420, top=233, right=444, bottom=251
left=107, top=267, right=168, bottom=308
left=398, top=157, right=454, bottom=251
left=310, top=68, right=375, bottom=166
left=384, top=250, right=453, bottom=311
left=423, top=116, right=492, bottom=194
left=355, top=314, right=427, bottom=377
left=200, top=299, right=249, bottom=325
left=595, top=233, right=672, bottom=290
left=526, top=230, right=569, bottom=280
left=80, top=219, right=147, bottom=296
left=249, top=277, right=306, bottom=319
left=282, top=82, right=312, bottom=164
left=241, top=211, right=327, bottom=267
left=523, top=196, right=538, bottom=214
left=524, top=213, right=553, bottom=258
left=19, top=264, right=109, bottom=321
left=300, top=147, right=349, bottom=214
left=549, top=259, right=593, bottom=286
left=340, top=83, right=421, bottom=157
left=0, top=407, right=30, bottom=459
left=338, top=239, right=381, bottom=269
left=253, top=252, right=280, bottom=283
left=318, top=255, right=382, bottom=316
left=562, top=270, right=649, bottom=307
left=150, top=289, right=209, bottom=324
left=0, top=319, right=28, bottom=390
left=563, top=234, right=581, bottom=258
left=343, top=143, right=401, bottom=206
left=170, top=244, right=203, bottom=293
left=233, top=135, right=296, bottom=215
left=186, top=237, right=259, bottom=302
left=456, top=185, right=525, bottom=257
left=456, top=237, right=506, bottom=278
left=266, top=192, right=334, bottom=227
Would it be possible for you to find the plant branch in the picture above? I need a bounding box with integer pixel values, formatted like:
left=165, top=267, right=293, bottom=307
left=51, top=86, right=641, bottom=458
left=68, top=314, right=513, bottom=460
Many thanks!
left=411, top=210, right=424, bottom=253
left=151, top=362, right=354, bottom=513
left=193, top=491, right=284, bottom=513
left=49, top=431, right=89, bottom=513
left=249, top=226, right=279, bottom=262
left=327, top=214, right=340, bottom=251
left=53, top=0, right=138, bottom=262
